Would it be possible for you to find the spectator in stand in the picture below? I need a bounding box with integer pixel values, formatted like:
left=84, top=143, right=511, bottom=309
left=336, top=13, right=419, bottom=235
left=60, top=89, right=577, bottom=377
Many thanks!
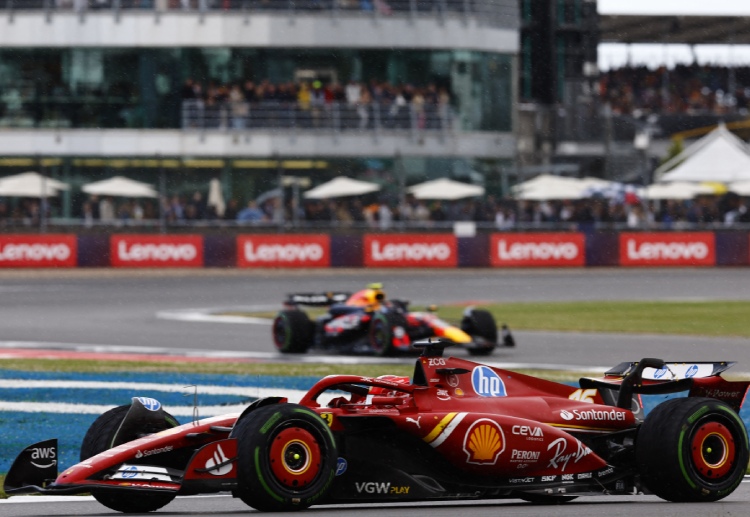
left=237, top=200, right=266, bottom=222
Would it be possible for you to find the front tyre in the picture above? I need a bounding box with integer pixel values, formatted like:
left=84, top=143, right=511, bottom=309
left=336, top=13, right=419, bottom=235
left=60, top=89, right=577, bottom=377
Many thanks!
left=636, top=397, right=749, bottom=502
left=368, top=311, right=400, bottom=356
left=273, top=310, right=313, bottom=354
left=80, top=405, right=177, bottom=513
left=461, top=309, right=498, bottom=356
left=234, top=404, right=337, bottom=512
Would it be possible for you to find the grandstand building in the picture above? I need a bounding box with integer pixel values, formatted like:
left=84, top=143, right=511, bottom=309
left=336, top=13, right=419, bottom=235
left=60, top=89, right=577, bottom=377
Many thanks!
left=0, top=1, right=519, bottom=220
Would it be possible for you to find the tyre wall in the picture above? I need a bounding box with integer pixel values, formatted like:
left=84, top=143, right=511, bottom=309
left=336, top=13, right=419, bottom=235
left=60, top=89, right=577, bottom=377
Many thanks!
left=0, top=231, right=749, bottom=268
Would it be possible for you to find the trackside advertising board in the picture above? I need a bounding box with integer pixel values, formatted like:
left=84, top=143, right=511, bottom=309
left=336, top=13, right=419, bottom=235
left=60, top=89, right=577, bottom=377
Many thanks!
left=364, top=234, right=458, bottom=268
left=237, top=235, right=330, bottom=268
left=110, top=235, right=204, bottom=267
left=619, top=232, right=715, bottom=266
left=490, top=233, right=586, bottom=267
left=0, top=234, right=77, bottom=267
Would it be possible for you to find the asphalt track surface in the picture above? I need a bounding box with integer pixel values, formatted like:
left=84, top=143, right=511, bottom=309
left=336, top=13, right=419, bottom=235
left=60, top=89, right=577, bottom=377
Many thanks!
left=2, top=267, right=750, bottom=517
left=1, top=267, right=750, bottom=369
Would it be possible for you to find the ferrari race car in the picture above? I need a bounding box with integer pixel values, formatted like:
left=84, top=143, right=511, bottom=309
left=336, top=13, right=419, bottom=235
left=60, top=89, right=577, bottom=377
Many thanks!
left=272, top=283, right=515, bottom=356
left=6, top=342, right=750, bottom=513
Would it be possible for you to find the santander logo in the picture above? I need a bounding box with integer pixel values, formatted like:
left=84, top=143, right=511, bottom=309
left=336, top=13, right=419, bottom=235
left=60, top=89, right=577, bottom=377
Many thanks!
left=626, top=240, right=708, bottom=261
left=243, top=242, right=323, bottom=263
left=370, top=241, right=452, bottom=262
left=117, top=242, right=197, bottom=262
left=0, top=243, right=71, bottom=262
left=497, top=240, right=579, bottom=261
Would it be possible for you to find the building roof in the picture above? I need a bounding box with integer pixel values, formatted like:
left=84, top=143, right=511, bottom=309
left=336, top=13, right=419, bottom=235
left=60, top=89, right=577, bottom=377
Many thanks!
left=600, top=15, right=750, bottom=44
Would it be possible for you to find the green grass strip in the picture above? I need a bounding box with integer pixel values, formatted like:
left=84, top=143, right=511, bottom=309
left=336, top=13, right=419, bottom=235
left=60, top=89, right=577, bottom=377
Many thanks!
left=233, top=300, right=750, bottom=338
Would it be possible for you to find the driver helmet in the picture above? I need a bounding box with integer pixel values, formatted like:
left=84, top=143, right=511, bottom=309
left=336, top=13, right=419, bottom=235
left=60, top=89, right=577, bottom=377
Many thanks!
left=347, top=282, right=386, bottom=310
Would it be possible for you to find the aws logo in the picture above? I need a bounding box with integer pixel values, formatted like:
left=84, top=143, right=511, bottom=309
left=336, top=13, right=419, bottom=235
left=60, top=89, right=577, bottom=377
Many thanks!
left=30, top=446, right=57, bottom=469
left=463, top=419, right=505, bottom=465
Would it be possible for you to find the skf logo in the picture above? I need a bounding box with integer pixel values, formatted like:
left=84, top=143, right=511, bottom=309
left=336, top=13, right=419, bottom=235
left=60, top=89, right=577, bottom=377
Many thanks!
left=463, top=419, right=505, bottom=465
left=471, top=366, right=506, bottom=397
left=30, top=447, right=57, bottom=469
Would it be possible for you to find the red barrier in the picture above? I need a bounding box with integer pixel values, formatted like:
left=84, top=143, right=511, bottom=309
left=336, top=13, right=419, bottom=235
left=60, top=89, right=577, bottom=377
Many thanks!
left=364, top=234, right=457, bottom=268
left=619, top=232, right=715, bottom=267
left=0, top=234, right=77, bottom=268
left=110, top=235, right=204, bottom=267
left=490, top=233, right=586, bottom=267
left=237, top=234, right=330, bottom=268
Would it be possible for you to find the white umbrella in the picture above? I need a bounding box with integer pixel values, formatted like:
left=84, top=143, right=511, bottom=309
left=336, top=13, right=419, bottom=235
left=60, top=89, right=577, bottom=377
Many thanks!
left=643, top=182, right=716, bottom=200
left=512, top=175, right=586, bottom=200
left=0, top=171, right=69, bottom=197
left=207, top=178, right=226, bottom=217
left=407, top=178, right=485, bottom=200
left=82, top=176, right=158, bottom=198
left=728, top=180, right=750, bottom=196
left=303, top=176, right=380, bottom=199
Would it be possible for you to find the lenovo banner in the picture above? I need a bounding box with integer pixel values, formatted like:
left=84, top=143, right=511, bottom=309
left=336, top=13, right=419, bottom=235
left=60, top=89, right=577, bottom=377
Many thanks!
left=0, top=234, right=77, bottom=267
left=237, top=235, right=330, bottom=268
left=620, top=232, right=715, bottom=266
left=490, top=233, right=586, bottom=267
left=364, top=234, right=457, bottom=268
left=111, top=235, right=204, bottom=267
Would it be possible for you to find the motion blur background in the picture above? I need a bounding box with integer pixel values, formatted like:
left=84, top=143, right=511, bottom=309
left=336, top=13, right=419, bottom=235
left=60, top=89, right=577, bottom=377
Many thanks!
left=1, top=0, right=750, bottom=232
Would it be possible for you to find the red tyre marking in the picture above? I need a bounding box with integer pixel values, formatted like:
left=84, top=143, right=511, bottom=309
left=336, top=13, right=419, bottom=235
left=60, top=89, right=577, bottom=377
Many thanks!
left=691, top=421, right=736, bottom=479
left=269, top=427, right=322, bottom=488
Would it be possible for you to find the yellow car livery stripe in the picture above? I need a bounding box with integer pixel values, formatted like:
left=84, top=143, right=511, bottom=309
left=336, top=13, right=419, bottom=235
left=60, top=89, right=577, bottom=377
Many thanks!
left=424, top=412, right=468, bottom=448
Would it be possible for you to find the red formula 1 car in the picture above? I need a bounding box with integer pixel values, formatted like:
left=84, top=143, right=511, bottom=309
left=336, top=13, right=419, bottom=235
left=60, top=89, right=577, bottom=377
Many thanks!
left=272, top=283, right=514, bottom=356
left=5, top=343, right=750, bottom=513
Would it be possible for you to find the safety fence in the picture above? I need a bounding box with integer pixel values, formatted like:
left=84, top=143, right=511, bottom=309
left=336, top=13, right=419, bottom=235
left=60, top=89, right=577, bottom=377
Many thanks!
left=0, top=231, right=748, bottom=268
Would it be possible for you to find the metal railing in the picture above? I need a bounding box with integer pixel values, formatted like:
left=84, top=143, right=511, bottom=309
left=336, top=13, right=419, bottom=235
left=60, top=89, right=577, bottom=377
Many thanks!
left=181, top=99, right=454, bottom=134
left=2, top=0, right=519, bottom=28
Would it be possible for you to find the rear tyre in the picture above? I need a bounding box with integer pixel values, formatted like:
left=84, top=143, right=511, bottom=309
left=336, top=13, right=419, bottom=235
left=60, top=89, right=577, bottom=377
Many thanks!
left=636, top=397, right=749, bottom=502
left=234, top=404, right=337, bottom=511
left=368, top=311, right=399, bottom=356
left=80, top=405, right=177, bottom=513
left=273, top=310, right=314, bottom=354
left=461, top=309, right=498, bottom=356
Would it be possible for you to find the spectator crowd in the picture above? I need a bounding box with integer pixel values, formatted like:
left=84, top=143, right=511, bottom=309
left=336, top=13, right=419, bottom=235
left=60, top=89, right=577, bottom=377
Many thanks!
left=599, top=64, right=750, bottom=117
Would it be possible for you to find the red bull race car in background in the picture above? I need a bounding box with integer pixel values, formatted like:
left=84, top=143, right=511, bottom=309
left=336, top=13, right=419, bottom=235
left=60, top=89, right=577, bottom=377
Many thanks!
left=272, top=283, right=515, bottom=356
left=5, top=341, right=750, bottom=513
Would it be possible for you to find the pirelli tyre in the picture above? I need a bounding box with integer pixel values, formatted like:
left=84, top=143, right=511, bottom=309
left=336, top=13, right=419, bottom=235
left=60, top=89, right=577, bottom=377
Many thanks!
left=234, top=404, right=337, bottom=512
left=460, top=309, right=498, bottom=356
left=636, top=397, right=749, bottom=502
left=273, top=310, right=314, bottom=354
left=80, top=405, right=179, bottom=513
left=368, top=311, right=403, bottom=356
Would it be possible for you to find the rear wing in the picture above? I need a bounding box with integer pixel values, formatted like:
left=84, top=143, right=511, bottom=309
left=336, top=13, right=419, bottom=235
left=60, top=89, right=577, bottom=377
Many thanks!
left=283, top=292, right=350, bottom=308
left=604, top=361, right=736, bottom=381
left=581, top=359, right=750, bottom=413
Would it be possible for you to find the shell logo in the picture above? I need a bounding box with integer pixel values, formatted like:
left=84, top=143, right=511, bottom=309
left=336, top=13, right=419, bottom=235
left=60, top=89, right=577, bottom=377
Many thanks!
left=463, top=419, right=505, bottom=465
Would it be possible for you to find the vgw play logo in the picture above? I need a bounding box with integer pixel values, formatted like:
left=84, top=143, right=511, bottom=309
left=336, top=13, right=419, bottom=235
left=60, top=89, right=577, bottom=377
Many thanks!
left=471, top=366, right=507, bottom=397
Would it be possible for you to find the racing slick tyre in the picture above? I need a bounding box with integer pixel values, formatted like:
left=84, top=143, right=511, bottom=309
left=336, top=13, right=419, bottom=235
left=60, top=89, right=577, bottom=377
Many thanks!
left=234, top=403, right=338, bottom=512
left=368, top=311, right=403, bottom=357
left=461, top=309, right=498, bottom=356
left=273, top=310, right=314, bottom=354
left=80, top=405, right=178, bottom=513
left=636, top=397, right=749, bottom=502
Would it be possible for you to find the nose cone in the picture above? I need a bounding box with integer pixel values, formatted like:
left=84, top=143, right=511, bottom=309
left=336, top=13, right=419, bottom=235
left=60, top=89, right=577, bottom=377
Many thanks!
left=440, top=326, right=472, bottom=343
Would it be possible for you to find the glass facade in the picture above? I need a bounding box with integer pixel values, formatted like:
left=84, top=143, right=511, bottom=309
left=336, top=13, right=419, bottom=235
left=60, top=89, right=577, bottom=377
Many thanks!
left=0, top=48, right=513, bottom=132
